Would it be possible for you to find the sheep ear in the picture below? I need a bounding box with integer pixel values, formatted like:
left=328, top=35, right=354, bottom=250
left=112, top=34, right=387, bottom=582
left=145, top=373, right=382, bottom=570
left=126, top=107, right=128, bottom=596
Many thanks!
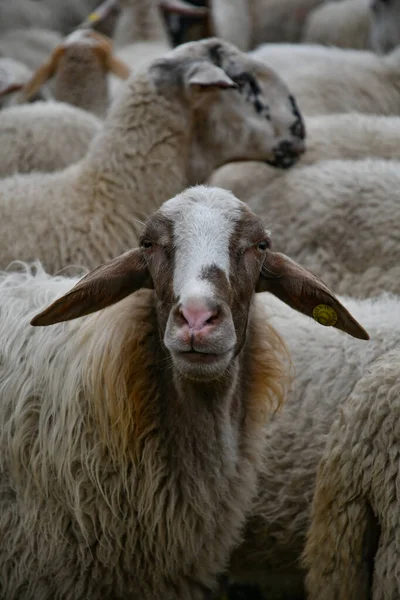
left=187, top=62, right=237, bottom=91
left=0, top=81, right=24, bottom=97
left=256, top=251, right=370, bottom=341
left=159, top=0, right=208, bottom=16
left=31, top=249, right=152, bottom=326
left=21, top=46, right=64, bottom=102
left=107, top=55, right=130, bottom=79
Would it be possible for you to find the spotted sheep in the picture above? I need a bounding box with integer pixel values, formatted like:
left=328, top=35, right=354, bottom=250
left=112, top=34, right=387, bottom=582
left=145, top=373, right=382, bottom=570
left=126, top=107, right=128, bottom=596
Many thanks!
left=0, top=186, right=367, bottom=600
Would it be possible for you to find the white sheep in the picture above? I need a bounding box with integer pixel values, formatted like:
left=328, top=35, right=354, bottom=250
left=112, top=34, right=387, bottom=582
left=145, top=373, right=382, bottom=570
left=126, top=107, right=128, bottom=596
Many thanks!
left=251, top=42, right=400, bottom=115
left=21, top=29, right=130, bottom=118
left=211, top=157, right=400, bottom=298
left=0, top=38, right=305, bottom=273
left=227, top=291, right=396, bottom=598
left=0, top=102, right=101, bottom=177
left=209, top=111, right=400, bottom=202
left=210, top=0, right=326, bottom=49
left=370, top=0, right=400, bottom=53
left=0, top=185, right=365, bottom=599
left=303, top=0, right=372, bottom=50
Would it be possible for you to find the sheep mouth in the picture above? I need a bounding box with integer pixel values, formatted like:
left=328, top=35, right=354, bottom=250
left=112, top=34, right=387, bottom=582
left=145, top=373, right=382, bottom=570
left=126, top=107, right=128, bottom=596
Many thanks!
left=177, top=350, right=225, bottom=364
left=172, top=348, right=234, bottom=380
left=266, top=150, right=301, bottom=169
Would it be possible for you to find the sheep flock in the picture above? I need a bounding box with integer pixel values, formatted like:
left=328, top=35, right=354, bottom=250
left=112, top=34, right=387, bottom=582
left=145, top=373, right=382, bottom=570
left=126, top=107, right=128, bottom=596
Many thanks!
left=1, top=0, right=400, bottom=599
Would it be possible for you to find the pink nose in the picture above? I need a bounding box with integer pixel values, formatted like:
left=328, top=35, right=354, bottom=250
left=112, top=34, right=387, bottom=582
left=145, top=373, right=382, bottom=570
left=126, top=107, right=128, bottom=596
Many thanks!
left=179, top=302, right=218, bottom=331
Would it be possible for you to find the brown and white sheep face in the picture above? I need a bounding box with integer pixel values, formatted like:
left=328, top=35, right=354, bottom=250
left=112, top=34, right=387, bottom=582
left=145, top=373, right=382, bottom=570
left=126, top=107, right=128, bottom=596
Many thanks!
left=31, top=186, right=370, bottom=383
left=149, top=38, right=306, bottom=178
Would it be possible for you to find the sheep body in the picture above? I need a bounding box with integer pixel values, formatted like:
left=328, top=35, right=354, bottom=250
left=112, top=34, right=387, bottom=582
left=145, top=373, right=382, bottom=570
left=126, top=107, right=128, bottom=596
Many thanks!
left=230, top=292, right=400, bottom=597
left=0, top=102, right=101, bottom=177
left=304, top=347, right=400, bottom=599
left=251, top=43, right=400, bottom=115
left=209, top=112, right=400, bottom=197
left=303, top=0, right=372, bottom=50
left=230, top=158, right=400, bottom=298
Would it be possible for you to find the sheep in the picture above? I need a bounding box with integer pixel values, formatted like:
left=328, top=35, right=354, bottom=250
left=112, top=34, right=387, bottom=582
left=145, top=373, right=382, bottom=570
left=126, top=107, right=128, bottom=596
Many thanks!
left=172, top=0, right=326, bottom=50
left=0, top=185, right=366, bottom=600
left=21, top=29, right=130, bottom=119
left=0, top=38, right=306, bottom=273
left=0, top=102, right=101, bottom=177
left=227, top=291, right=396, bottom=599
left=370, top=0, right=400, bottom=54
left=250, top=42, right=400, bottom=116
left=303, top=345, right=400, bottom=599
left=209, top=111, right=400, bottom=201
left=212, top=157, right=400, bottom=299
left=303, top=0, right=372, bottom=50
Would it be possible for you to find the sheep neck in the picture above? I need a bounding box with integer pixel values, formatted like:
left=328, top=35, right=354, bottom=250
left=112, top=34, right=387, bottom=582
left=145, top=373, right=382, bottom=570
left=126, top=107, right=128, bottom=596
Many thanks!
left=82, top=74, right=189, bottom=227
left=114, top=0, right=170, bottom=46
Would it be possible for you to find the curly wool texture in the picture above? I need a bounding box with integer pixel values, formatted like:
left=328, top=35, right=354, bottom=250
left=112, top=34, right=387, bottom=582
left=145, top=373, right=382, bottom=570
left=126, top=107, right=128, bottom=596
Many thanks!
left=212, top=157, right=400, bottom=298
left=251, top=43, right=400, bottom=116
left=304, top=349, right=400, bottom=599
left=229, top=293, right=400, bottom=597
left=0, top=102, right=101, bottom=176
left=0, top=264, right=289, bottom=599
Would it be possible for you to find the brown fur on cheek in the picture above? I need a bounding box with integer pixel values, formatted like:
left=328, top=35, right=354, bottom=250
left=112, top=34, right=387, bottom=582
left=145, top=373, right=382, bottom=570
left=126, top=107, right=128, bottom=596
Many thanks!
left=83, top=290, right=166, bottom=461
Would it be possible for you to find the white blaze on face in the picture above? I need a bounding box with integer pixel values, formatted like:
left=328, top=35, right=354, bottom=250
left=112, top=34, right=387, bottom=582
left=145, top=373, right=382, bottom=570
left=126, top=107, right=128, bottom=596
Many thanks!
left=161, top=187, right=245, bottom=303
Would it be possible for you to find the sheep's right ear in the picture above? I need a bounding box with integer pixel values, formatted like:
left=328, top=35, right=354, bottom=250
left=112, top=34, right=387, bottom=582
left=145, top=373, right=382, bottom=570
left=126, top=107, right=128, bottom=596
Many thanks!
left=31, top=249, right=152, bottom=326
left=256, top=250, right=370, bottom=341
left=21, top=46, right=65, bottom=102
left=186, top=62, right=237, bottom=91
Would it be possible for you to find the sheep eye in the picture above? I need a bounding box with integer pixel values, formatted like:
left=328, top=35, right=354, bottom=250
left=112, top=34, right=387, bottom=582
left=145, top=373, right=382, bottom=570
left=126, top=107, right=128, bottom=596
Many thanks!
left=141, top=239, right=153, bottom=249
left=257, top=241, right=269, bottom=251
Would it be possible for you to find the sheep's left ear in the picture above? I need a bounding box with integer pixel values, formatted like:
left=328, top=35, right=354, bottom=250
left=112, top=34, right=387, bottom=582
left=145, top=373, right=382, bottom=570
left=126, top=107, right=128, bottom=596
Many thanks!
left=187, top=62, right=237, bottom=91
left=256, top=251, right=369, bottom=341
left=31, top=249, right=152, bottom=326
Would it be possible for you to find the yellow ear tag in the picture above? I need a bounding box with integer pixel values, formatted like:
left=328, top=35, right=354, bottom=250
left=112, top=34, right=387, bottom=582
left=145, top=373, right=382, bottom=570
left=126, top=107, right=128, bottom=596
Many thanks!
left=87, top=12, right=100, bottom=23
left=312, top=304, right=338, bottom=327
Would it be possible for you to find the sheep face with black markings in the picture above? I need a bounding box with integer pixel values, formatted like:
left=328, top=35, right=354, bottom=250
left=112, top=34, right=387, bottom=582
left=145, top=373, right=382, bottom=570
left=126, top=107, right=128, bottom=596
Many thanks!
left=155, top=38, right=306, bottom=176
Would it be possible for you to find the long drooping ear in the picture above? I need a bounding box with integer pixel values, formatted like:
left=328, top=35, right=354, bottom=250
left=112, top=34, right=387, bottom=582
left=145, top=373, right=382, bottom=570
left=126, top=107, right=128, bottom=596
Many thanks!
left=256, top=251, right=369, bottom=341
left=31, top=249, right=152, bottom=327
left=187, top=61, right=237, bottom=91
left=89, top=31, right=130, bottom=78
left=21, top=46, right=65, bottom=102
left=0, top=81, right=24, bottom=98
left=160, top=0, right=208, bottom=16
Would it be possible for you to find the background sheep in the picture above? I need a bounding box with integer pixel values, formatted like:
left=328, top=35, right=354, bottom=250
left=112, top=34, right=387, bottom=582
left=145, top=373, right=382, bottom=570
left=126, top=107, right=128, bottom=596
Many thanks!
left=250, top=43, right=400, bottom=116
left=0, top=102, right=101, bottom=177
left=214, top=158, right=400, bottom=298
left=304, top=347, right=400, bottom=599
left=0, top=186, right=365, bottom=599
left=0, top=38, right=305, bottom=273
left=21, top=29, right=130, bottom=118
left=303, top=0, right=372, bottom=50
left=227, top=291, right=397, bottom=598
